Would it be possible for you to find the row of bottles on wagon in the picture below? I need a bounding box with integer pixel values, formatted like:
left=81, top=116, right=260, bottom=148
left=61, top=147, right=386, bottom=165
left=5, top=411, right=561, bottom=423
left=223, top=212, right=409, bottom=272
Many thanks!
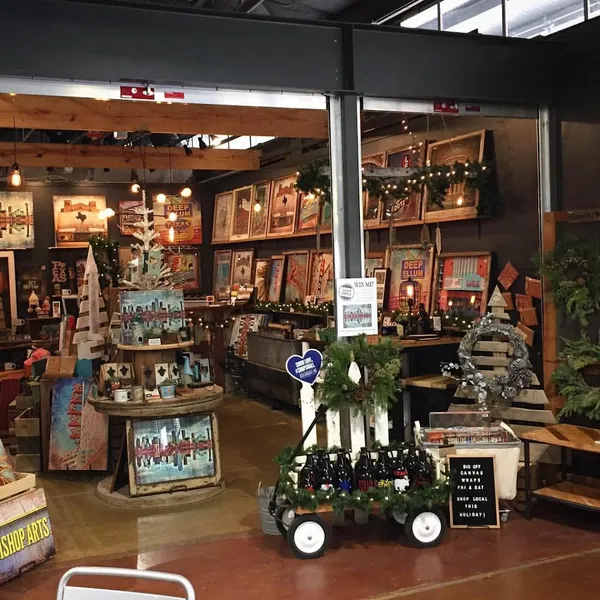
left=297, top=445, right=434, bottom=494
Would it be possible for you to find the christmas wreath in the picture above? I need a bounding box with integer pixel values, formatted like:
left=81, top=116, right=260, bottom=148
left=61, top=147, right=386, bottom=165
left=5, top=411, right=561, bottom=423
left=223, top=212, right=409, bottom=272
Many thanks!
left=442, top=314, right=533, bottom=408
left=541, top=236, right=600, bottom=330
left=319, top=335, right=401, bottom=416
left=552, top=337, right=600, bottom=421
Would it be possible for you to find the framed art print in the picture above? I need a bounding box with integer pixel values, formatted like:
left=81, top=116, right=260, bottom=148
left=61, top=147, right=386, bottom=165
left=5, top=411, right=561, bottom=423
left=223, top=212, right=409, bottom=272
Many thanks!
left=384, top=144, right=424, bottom=224
left=0, top=191, right=34, bottom=249
left=119, top=200, right=143, bottom=236
left=432, top=252, right=492, bottom=317
left=283, top=251, right=310, bottom=303
left=231, top=249, right=254, bottom=287
left=374, top=268, right=388, bottom=309
left=308, top=251, right=334, bottom=304
left=250, top=181, right=271, bottom=239
left=267, top=255, right=285, bottom=303
left=165, top=251, right=200, bottom=290
left=213, top=249, right=232, bottom=297
left=362, top=153, right=386, bottom=227
left=385, top=245, right=435, bottom=312
left=423, top=130, right=486, bottom=222
left=254, top=258, right=270, bottom=302
left=320, top=200, right=332, bottom=230
left=268, top=175, right=298, bottom=237
left=212, top=192, right=234, bottom=243
left=153, top=194, right=202, bottom=245
left=365, top=254, right=384, bottom=277
left=230, top=186, right=253, bottom=241
left=53, top=196, right=107, bottom=247
left=296, top=191, right=319, bottom=233
left=126, top=413, right=220, bottom=497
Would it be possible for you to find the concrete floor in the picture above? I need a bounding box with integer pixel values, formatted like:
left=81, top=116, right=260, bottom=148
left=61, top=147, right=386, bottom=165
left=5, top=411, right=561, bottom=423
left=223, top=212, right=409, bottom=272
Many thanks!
left=3, top=394, right=600, bottom=599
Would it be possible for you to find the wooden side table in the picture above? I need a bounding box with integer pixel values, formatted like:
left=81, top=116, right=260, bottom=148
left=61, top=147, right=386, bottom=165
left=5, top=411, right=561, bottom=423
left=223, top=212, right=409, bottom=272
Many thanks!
left=520, top=424, right=600, bottom=518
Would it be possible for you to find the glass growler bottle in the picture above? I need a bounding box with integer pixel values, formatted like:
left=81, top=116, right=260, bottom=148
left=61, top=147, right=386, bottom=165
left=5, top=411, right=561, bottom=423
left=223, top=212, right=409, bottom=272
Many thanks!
left=432, top=303, right=444, bottom=334
left=406, top=444, right=419, bottom=487
left=334, top=451, right=354, bottom=493
left=299, top=453, right=318, bottom=492
left=316, top=451, right=334, bottom=492
left=375, top=449, right=393, bottom=490
left=392, top=449, right=410, bottom=493
left=413, top=450, right=434, bottom=488
left=355, top=447, right=376, bottom=492
left=416, top=303, right=431, bottom=334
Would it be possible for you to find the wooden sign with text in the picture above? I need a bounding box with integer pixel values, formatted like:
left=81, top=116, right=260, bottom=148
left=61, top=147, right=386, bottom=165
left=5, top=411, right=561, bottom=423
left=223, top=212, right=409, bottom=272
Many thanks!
left=448, top=454, right=499, bottom=529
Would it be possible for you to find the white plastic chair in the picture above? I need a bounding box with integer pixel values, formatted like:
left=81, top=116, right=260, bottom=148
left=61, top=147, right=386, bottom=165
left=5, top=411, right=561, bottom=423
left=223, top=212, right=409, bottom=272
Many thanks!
left=56, top=567, right=195, bottom=600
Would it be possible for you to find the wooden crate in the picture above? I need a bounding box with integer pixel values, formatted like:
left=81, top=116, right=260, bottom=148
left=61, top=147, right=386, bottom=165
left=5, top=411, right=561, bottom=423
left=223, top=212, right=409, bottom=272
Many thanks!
left=15, top=454, right=41, bottom=473
left=15, top=408, right=41, bottom=470
left=15, top=393, right=36, bottom=411
left=0, top=472, right=36, bottom=503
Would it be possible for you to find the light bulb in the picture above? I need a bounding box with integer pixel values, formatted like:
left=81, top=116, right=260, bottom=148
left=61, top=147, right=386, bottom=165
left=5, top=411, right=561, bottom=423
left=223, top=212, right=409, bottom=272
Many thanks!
left=131, top=182, right=141, bottom=194
left=168, top=227, right=175, bottom=243
left=168, top=211, right=178, bottom=222
left=180, top=187, right=192, bottom=198
left=100, top=208, right=115, bottom=219
left=253, top=201, right=262, bottom=213
left=457, top=196, right=464, bottom=206
left=156, top=193, right=167, bottom=204
left=470, top=295, right=476, bottom=305
left=8, top=163, right=22, bottom=187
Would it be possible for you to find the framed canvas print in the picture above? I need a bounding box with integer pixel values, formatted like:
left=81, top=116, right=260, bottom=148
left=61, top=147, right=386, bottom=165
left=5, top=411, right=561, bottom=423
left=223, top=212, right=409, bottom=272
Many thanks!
left=212, top=192, right=233, bottom=243
left=230, top=313, right=266, bottom=358
left=126, top=413, right=220, bottom=497
left=268, top=174, right=298, bottom=237
left=267, top=255, right=285, bottom=302
left=49, top=378, right=108, bottom=471
left=296, top=191, right=319, bottom=233
left=213, top=249, right=232, bottom=297
left=230, top=186, right=253, bottom=241
left=362, top=153, right=386, bottom=227
left=164, top=251, right=200, bottom=290
left=384, top=144, right=424, bottom=224
left=53, top=196, right=107, bottom=247
left=250, top=181, right=271, bottom=239
left=284, top=251, right=310, bottom=303
left=374, top=268, right=388, bottom=309
left=120, top=289, right=185, bottom=344
left=308, top=251, right=334, bottom=304
left=153, top=194, right=202, bottom=245
left=231, top=249, right=254, bottom=287
left=254, top=258, right=270, bottom=302
left=423, top=130, right=486, bottom=222
left=320, top=200, right=332, bottom=230
left=365, top=254, right=384, bottom=277
left=0, top=191, right=34, bottom=249
left=432, top=252, right=491, bottom=317
left=119, top=199, right=143, bottom=236
left=385, top=245, right=435, bottom=312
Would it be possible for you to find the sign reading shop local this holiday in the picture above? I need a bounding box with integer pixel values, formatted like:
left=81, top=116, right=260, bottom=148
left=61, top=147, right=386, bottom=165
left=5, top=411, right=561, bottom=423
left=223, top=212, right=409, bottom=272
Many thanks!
left=336, top=278, right=378, bottom=337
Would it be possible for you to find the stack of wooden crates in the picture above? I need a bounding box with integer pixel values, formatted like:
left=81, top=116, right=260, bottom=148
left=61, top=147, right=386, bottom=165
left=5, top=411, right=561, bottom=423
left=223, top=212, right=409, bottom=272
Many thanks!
left=11, top=381, right=41, bottom=473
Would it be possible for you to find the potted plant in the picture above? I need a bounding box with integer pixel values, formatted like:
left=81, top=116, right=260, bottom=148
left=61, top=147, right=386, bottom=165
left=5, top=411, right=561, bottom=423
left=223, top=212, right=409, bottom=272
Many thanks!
left=158, top=378, right=178, bottom=399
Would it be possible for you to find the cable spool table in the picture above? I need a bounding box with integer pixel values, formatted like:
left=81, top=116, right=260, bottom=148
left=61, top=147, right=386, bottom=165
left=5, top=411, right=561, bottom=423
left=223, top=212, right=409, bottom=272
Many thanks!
left=89, top=385, right=225, bottom=508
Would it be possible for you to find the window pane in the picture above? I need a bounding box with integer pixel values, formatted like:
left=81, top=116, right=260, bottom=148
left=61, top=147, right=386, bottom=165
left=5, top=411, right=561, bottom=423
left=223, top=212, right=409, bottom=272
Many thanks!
left=441, top=0, right=503, bottom=36
left=591, top=0, right=600, bottom=18
left=507, top=0, right=584, bottom=38
left=400, top=4, right=439, bottom=30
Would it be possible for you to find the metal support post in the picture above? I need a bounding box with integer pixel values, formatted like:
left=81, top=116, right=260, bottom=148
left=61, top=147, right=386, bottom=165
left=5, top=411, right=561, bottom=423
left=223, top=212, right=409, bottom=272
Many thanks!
left=328, top=92, right=364, bottom=449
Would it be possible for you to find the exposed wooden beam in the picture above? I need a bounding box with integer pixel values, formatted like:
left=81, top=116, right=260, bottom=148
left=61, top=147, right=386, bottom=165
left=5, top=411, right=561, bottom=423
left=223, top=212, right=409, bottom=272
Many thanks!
left=0, top=142, right=261, bottom=171
left=0, top=94, right=328, bottom=140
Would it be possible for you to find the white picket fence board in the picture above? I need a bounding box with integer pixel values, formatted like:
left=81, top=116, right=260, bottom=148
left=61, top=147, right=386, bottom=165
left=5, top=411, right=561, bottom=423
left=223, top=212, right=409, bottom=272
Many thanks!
left=326, top=409, right=341, bottom=449
left=300, top=383, right=318, bottom=450
left=374, top=406, right=389, bottom=446
left=350, top=413, right=366, bottom=458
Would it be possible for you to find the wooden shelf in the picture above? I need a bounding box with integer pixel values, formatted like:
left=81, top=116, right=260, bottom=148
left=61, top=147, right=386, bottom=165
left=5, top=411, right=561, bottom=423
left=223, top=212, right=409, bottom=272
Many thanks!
left=533, top=480, right=600, bottom=512
left=368, top=335, right=463, bottom=349
left=48, top=246, right=88, bottom=250
left=520, top=424, right=600, bottom=455
left=117, top=341, right=194, bottom=351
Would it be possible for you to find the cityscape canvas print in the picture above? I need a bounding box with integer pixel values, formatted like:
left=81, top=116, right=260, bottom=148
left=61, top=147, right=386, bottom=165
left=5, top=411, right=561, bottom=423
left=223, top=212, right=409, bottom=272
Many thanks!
left=128, top=414, right=216, bottom=495
left=0, top=192, right=34, bottom=249
left=53, top=196, right=107, bottom=247
left=120, top=289, right=185, bottom=344
left=49, top=378, right=108, bottom=471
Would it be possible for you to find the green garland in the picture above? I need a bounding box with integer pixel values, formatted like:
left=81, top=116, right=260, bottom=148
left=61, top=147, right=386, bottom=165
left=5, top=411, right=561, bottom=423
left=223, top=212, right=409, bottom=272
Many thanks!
left=275, top=447, right=452, bottom=515
left=296, top=159, right=492, bottom=214
left=541, top=236, right=600, bottom=330
left=553, top=336, right=600, bottom=420
left=320, top=335, right=401, bottom=415
left=89, top=234, right=120, bottom=288
left=254, top=300, right=333, bottom=316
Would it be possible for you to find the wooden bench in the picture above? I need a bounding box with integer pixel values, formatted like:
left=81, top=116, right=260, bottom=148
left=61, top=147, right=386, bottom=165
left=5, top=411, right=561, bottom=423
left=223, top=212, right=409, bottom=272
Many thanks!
left=401, top=374, right=458, bottom=391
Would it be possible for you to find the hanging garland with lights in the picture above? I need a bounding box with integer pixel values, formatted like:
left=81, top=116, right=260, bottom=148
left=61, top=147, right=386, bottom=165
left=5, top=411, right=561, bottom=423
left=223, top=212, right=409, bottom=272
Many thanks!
left=254, top=300, right=334, bottom=316
left=89, top=234, right=120, bottom=289
left=296, top=159, right=491, bottom=213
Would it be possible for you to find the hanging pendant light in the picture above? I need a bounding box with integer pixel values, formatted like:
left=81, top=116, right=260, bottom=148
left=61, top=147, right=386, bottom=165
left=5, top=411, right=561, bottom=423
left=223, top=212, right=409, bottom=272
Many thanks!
left=8, top=162, right=22, bottom=187
left=180, top=186, right=192, bottom=198
left=156, top=192, right=167, bottom=204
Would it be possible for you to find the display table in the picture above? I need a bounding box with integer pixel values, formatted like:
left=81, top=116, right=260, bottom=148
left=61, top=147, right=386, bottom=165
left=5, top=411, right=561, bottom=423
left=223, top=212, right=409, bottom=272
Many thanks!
left=521, top=424, right=600, bottom=518
left=89, top=385, right=225, bottom=508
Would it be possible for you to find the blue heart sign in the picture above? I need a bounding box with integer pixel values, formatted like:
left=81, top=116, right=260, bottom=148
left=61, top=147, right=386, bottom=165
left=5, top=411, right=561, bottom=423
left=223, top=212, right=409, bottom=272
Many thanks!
left=286, top=349, right=323, bottom=386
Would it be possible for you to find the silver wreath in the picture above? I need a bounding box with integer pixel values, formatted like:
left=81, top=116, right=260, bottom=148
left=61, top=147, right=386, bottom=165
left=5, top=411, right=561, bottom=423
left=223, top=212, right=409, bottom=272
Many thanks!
left=443, top=313, right=533, bottom=407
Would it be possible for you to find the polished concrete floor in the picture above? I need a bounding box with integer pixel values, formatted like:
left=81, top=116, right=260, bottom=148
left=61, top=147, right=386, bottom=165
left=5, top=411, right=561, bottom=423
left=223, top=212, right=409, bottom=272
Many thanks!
left=4, top=394, right=600, bottom=599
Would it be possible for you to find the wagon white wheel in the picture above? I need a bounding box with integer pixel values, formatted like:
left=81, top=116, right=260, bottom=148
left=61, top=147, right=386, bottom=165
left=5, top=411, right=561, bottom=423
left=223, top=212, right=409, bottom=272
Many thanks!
left=287, top=514, right=330, bottom=559
left=404, top=509, right=446, bottom=548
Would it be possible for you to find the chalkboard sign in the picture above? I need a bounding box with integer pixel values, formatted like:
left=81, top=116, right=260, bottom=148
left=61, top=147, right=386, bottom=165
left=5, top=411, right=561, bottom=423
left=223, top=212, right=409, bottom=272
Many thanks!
left=448, top=454, right=499, bottom=529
